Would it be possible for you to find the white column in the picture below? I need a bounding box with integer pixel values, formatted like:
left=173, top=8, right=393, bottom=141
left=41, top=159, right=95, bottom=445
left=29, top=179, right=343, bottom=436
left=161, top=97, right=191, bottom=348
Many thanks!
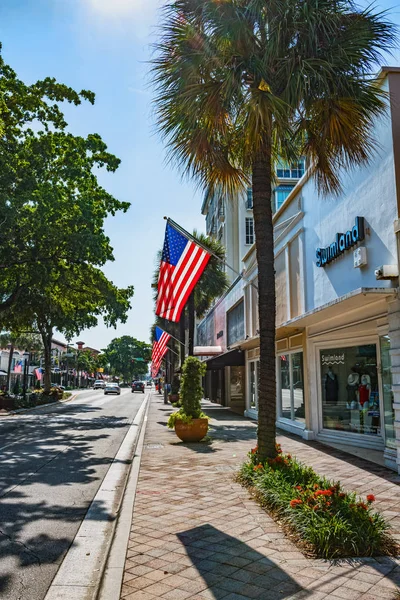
left=387, top=296, right=400, bottom=473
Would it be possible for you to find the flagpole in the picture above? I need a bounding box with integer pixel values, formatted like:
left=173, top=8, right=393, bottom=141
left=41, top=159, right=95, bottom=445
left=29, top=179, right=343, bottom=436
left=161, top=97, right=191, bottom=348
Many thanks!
left=164, top=216, right=259, bottom=291
left=166, top=345, right=179, bottom=357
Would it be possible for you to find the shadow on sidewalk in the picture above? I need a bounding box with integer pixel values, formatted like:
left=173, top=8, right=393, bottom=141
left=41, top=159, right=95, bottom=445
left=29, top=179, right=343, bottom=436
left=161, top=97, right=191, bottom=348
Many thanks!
left=177, top=524, right=307, bottom=599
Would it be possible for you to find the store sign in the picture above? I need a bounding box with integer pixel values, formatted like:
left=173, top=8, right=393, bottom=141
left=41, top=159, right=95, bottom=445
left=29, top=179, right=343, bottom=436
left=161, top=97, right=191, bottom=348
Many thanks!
left=316, top=217, right=365, bottom=267
left=321, top=353, right=345, bottom=366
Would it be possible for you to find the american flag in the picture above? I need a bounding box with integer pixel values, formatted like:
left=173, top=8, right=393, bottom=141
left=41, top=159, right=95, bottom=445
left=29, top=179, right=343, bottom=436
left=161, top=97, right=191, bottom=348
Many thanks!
left=14, top=360, right=23, bottom=373
left=152, top=326, right=170, bottom=364
left=155, top=222, right=211, bottom=322
left=34, top=367, right=43, bottom=381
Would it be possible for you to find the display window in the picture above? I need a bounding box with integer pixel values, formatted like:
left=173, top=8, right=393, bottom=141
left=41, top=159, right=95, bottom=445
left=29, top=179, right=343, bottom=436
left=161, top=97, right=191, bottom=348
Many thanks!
left=278, top=351, right=305, bottom=423
left=320, top=344, right=381, bottom=436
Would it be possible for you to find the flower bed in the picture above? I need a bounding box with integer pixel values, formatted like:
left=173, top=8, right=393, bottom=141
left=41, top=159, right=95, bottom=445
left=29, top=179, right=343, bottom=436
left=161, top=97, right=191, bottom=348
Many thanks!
left=238, top=444, right=398, bottom=559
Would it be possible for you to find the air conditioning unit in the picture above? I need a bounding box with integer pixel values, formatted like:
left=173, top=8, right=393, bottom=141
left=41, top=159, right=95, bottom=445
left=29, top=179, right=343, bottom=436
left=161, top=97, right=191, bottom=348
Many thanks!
left=374, top=265, right=399, bottom=280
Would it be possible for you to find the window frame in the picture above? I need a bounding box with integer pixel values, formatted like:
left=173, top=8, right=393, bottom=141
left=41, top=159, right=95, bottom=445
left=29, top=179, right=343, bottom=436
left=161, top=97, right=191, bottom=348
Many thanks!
left=245, top=216, right=254, bottom=245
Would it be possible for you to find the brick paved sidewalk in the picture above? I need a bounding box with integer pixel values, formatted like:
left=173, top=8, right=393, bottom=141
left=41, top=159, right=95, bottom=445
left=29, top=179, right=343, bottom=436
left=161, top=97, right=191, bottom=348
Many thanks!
left=120, top=395, right=400, bottom=600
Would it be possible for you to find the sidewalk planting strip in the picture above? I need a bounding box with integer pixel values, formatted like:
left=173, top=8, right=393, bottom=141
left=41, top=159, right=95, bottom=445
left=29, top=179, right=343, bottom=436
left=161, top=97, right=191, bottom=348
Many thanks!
left=118, top=396, right=400, bottom=600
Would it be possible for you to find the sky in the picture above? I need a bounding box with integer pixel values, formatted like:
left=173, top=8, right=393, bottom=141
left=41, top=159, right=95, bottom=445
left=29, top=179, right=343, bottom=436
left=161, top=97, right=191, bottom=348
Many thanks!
left=0, top=0, right=205, bottom=351
left=0, top=0, right=399, bottom=351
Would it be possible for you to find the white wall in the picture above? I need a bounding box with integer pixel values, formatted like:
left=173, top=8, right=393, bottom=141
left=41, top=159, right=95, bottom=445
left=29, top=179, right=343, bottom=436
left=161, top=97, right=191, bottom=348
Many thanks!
left=275, top=78, right=398, bottom=315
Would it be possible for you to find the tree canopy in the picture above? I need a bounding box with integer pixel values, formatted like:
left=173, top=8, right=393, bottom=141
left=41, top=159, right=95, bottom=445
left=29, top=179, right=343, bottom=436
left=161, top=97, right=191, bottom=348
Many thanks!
left=103, top=336, right=151, bottom=382
left=0, top=46, right=134, bottom=392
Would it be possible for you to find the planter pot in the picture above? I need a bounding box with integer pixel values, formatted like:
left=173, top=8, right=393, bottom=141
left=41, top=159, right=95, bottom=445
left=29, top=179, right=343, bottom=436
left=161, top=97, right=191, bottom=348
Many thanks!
left=174, top=418, right=208, bottom=443
left=168, top=394, right=179, bottom=403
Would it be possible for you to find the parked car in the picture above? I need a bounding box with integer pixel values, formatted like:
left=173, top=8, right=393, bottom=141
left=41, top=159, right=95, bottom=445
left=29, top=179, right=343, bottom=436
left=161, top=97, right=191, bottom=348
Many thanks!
left=104, top=382, right=121, bottom=395
left=146, top=381, right=152, bottom=387
left=132, top=381, right=145, bottom=393
left=93, top=380, right=105, bottom=389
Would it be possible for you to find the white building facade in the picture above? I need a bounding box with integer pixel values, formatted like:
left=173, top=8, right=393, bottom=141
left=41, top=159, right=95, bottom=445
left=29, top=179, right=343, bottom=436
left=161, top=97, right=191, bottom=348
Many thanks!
left=197, top=67, right=400, bottom=473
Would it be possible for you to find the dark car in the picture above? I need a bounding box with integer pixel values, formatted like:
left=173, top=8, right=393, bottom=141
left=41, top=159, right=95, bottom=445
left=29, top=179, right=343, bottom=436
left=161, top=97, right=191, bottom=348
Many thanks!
left=131, top=381, right=145, bottom=393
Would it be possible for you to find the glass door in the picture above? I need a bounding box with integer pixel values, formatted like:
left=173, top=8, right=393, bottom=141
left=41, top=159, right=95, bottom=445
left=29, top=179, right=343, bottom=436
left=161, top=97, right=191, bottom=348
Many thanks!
left=380, top=335, right=395, bottom=449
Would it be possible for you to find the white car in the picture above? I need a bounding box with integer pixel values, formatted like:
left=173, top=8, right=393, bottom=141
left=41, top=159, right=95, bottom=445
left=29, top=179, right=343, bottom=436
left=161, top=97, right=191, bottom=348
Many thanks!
left=93, top=380, right=105, bottom=389
left=104, top=382, right=121, bottom=395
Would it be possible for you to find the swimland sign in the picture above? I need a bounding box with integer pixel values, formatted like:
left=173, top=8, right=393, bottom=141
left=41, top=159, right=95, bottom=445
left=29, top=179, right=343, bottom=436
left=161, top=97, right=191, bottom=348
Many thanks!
left=316, top=217, right=365, bottom=268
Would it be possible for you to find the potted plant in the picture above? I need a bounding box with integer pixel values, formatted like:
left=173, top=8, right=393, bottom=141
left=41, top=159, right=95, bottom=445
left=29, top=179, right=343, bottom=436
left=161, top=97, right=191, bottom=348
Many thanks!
left=167, top=356, right=208, bottom=442
left=168, top=375, right=181, bottom=404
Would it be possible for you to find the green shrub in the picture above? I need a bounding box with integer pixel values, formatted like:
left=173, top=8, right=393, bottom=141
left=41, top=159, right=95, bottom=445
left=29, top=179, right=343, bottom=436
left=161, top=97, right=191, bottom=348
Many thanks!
left=238, top=444, right=396, bottom=559
left=171, top=375, right=180, bottom=395
left=167, top=356, right=207, bottom=428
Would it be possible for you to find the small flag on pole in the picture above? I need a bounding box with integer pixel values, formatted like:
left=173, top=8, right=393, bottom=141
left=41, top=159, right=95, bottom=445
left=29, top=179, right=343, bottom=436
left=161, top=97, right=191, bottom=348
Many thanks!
left=155, top=221, right=211, bottom=322
left=152, top=326, right=171, bottom=365
left=34, top=367, right=43, bottom=381
left=14, top=360, right=23, bottom=373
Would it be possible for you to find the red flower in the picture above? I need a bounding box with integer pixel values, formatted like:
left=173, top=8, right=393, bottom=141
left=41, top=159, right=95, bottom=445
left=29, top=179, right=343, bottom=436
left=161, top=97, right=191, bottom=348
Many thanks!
left=315, top=490, right=333, bottom=497
left=253, top=463, right=264, bottom=471
left=314, top=484, right=319, bottom=490
left=276, top=443, right=282, bottom=453
left=366, top=494, right=376, bottom=503
left=295, top=486, right=302, bottom=491
left=287, top=454, right=292, bottom=460
left=251, top=447, right=258, bottom=455
left=339, top=493, right=346, bottom=498
left=290, top=499, right=302, bottom=508
left=358, top=502, right=368, bottom=510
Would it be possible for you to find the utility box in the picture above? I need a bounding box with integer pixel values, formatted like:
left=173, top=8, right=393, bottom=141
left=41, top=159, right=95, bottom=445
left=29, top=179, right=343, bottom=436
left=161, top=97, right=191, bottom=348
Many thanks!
left=354, top=246, right=367, bottom=268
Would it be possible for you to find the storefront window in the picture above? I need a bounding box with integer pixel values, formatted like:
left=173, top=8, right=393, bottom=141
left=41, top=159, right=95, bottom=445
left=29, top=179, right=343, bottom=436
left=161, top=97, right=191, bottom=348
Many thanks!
left=380, top=335, right=395, bottom=448
left=320, top=344, right=381, bottom=435
left=278, top=352, right=305, bottom=422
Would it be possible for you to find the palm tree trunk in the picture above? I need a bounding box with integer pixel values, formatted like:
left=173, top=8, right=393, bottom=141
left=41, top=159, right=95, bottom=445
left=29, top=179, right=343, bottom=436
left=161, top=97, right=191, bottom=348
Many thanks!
left=252, top=136, right=277, bottom=461
left=188, top=292, right=195, bottom=356
left=6, top=344, right=13, bottom=393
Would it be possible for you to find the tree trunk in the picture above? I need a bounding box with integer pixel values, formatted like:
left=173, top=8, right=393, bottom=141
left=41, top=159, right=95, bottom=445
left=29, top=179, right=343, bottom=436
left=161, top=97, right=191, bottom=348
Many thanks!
left=188, top=293, right=195, bottom=356
left=40, top=327, right=53, bottom=395
left=179, top=314, right=186, bottom=367
left=252, top=136, right=277, bottom=461
left=6, top=344, right=14, bottom=393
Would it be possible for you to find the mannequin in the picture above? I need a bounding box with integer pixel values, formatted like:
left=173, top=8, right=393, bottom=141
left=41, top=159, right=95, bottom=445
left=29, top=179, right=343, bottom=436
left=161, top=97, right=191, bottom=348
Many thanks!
left=346, top=371, right=360, bottom=408
left=359, top=374, right=371, bottom=407
left=325, top=367, right=338, bottom=404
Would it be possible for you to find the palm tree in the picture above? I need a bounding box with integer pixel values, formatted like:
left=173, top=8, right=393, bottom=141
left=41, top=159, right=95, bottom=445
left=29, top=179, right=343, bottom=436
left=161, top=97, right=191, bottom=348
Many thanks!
left=152, top=232, right=228, bottom=365
left=152, top=0, right=395, bottom=460
left=189, top=231, right=229, bottom=356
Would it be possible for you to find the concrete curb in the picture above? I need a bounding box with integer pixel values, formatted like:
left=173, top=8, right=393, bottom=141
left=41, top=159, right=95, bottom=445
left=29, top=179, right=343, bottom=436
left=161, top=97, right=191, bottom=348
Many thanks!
left=97, top=394, right=151, bottom=600
left=43, top=394, right=150, bottom=600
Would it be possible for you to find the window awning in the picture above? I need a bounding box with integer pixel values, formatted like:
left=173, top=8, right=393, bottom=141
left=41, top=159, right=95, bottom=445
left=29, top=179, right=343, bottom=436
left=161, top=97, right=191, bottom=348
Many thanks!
left=194, top=346, right=222, bottom=356
left=204, top=348, right=245, bottom=370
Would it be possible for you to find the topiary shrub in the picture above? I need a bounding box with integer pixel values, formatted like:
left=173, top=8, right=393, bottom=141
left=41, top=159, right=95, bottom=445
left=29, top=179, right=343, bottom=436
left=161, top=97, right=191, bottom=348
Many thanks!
left=167, top=356, right=207, bottom=428
left=171, top=375, right=180, bottom=395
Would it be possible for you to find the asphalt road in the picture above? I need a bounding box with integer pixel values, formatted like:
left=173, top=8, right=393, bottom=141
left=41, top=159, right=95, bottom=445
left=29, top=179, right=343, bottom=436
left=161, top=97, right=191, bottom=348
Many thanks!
left=0, top=386, right=149, bottom=600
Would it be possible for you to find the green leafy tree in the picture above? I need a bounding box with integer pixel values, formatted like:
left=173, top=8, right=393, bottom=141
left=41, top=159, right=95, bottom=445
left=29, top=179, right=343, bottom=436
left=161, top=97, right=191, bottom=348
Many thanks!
left=103, top=336, right=151, bottom=383
left=0, top=48, right=134, bottom=393
left=152, top=0, right=395, bottom=460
